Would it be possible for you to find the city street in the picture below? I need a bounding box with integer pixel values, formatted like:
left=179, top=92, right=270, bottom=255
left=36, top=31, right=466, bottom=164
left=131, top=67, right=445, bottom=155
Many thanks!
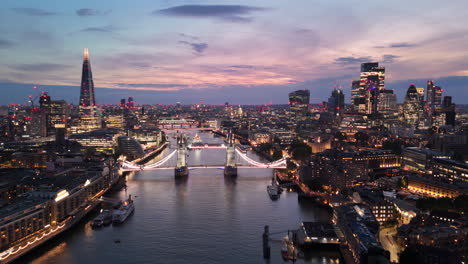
left=379, top=226, right=403, bottom=262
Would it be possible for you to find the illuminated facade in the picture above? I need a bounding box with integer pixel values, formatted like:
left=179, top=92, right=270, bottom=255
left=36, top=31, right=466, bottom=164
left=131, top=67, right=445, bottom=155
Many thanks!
left=327, top=89, right=345, bottom=117
left=426, top=80, right=442, bottom=115
left=401, top=147, right=450, bottom=173
left=376, top=90, right=397, bottom=117
left=117, top=136, right=145, bottom=160
left=359, top=63, right=385, bottom=114
left=402, top=84, right=424, bottom=126
left=407, top=175, right=464, bottom=198
left=288, top=90, right=310, bottom=118
left=78, top=48, right=101, bottom=131
left=68, top=130, right=124, bottom=154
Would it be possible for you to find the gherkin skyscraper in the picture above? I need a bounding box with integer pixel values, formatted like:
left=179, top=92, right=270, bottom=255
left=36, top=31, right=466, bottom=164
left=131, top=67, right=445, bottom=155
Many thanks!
left=78, top=48, right=101, bottom=130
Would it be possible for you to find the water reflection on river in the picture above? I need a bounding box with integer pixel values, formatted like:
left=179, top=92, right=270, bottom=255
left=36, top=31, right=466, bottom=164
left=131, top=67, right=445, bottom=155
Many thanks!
left=23, top=131, right=340, bottom=264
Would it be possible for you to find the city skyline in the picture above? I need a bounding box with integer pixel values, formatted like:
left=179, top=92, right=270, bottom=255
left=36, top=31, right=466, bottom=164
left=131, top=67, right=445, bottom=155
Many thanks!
left=1, top=0, right=468, bottom=104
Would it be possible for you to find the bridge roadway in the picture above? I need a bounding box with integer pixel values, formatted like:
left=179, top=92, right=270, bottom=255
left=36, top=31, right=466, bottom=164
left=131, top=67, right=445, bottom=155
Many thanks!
left=122, top=164, right=286, bottom=171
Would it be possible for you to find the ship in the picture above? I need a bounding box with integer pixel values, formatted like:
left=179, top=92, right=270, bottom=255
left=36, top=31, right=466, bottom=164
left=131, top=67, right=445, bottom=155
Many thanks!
left=91, top=209, right=112, bottom=228
left=112, top=195, right=135, bottom=224
left=267, top=177, right=281, bottom=200
left=193, top=134, right=202, bottom=143
left=281, top=235, right=297, bottom=261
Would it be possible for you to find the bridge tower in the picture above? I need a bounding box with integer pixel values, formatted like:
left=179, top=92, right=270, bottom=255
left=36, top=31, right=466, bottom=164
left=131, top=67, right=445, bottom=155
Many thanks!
left=224, top=131, right=238, bottom=177
left=175, top=133, right=189, bottom=177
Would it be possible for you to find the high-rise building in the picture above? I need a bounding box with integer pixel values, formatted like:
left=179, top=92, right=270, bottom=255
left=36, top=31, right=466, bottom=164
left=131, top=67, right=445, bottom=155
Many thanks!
left=127, top=97, right=134, bottom=109
left=403, top=84, right=424, bottom=126
left=47, top=100, right=68, bottom=136
left=288, top=90, right=310, bottom=118
left=442, top=96, right=456, bottom=126
left=376, top=90, right=397, bottom=117
left=79, top=48, right=101, bottom=131
left=359, top=63, right=385, bottom=114
left=351, top=80, right=365, bottom=113
left=327, top=89, right=345, bottom=117
left=426, top=80, right=442, bottom=115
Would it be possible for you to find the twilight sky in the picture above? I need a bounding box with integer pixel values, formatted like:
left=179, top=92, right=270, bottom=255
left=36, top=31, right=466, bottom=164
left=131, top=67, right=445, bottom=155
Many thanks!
left=0, top=0, right=467, bottom=105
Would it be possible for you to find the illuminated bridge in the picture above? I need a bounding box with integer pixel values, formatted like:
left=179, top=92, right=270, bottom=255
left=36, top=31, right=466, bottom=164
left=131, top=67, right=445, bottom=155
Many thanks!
left=120, top=133, right=287, bottom=177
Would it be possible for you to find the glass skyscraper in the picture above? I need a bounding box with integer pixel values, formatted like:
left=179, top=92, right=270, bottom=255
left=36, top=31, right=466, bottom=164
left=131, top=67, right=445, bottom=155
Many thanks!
left=288, top=89, right=310, bottom=118
left=79, top=48, right=101, bottom=131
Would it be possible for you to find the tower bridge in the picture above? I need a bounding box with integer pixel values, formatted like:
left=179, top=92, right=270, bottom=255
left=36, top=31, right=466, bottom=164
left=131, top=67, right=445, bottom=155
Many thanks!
left=120, top=133, right=287, bottom=177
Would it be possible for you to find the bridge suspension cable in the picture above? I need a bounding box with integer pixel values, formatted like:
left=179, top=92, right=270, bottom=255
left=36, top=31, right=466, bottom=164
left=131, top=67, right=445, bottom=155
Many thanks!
left=122, top=149, right=178, bottom=169
left=143, top=149, right=178, bottom=168
left=235, top=148, right=286, bottom=168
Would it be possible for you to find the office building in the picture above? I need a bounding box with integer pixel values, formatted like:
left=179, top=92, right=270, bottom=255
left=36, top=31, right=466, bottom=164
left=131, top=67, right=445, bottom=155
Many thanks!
left=359, top=62, right=385, bottom=114
left=288, top=90, right=310, bottom=118
left=376, top=89, right=397, bottom=117
left=426, top=80, right=443, bottom=115
left=327, top=89, right=345, bottom=117
left=402, top=84, right=424, bottom=126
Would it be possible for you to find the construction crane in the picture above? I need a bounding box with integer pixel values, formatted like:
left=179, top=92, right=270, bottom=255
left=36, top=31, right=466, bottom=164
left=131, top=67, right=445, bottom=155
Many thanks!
left=27, top=85, right=47, bottom=110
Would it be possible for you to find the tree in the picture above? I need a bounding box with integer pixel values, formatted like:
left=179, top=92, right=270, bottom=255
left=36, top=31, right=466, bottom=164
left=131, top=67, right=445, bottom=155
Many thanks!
left=258, top=143, right=273, bottom=153
left=334, top=131, right=346, bottom=142
left=272, top=150, right=283, bottom=160
left=354, top=131, right=369, bottom=145
left=291, top=144, right=312, bottom=160
left=286, top=160, right=297, bottom=171
left=399, top=246, right=424, bottom=264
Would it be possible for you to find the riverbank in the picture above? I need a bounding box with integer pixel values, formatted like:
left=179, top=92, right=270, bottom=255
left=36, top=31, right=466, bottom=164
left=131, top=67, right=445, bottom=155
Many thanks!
left=4, top=166, right=121, bottom=264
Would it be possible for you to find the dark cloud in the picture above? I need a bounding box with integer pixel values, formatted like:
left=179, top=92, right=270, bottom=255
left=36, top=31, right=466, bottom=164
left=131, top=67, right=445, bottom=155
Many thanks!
left=76, top=8, right=111, bottom=16
left=9, top=63, right=70, bottom=72
left=389, top=42, right=415, bottom=48
left=230, top=65, right=255, bottom=69
left=80, top=25, right=116, bottom=33
left=375, top=42, right=416, bottom=48
left=11, top=8, right=56, bottom=16
left=382, top=54, right=400, bottom=63
left=115, top=83, right=189, bottom=89
left=0, top=39, right=15, bottom=48
left=179, top=41, right=208, bottom=54
left=334, top=56, right=373, bottom=65
left=156, top=5, right=267, bottom=23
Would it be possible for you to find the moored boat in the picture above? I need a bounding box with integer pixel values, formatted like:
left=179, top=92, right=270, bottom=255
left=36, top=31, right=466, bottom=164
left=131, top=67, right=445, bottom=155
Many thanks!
left=267, top=177, right=281, bottom=200
left=91, top=209, right=112, bottom=228
left=267, top=185, right=280, bottom=200
left=112, top=195, right=135, bottom=224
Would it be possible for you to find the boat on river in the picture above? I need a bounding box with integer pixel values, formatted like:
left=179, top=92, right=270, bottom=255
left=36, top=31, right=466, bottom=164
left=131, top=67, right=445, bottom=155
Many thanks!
left=267, top=177, right=281, bottom=200
left=91, top=209, right=112, bottom=228
left=112, top=195, right=135, bottom=224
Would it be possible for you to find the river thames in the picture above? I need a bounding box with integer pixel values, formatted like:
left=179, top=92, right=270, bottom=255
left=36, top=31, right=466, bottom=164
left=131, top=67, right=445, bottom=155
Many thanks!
left=21, top=131, right=340, bottom=264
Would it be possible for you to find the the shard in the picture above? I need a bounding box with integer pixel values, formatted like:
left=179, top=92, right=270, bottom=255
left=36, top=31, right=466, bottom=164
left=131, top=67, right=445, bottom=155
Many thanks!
left=78, top=48, right=101, bottom=130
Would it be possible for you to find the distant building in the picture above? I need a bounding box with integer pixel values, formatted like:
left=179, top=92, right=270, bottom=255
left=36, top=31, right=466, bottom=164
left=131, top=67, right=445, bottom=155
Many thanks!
left=117, top=136, right=144, bottom=160
left=442, top=96, right=456, bottom=126
left=327, top=89, right=345, bottom=117
left=401, top=147, right=451, bottom=173
left=376, top=89, right=397, bottom=117
left=351, top=80, right=366, bottom=113
left=426, top=80, right=443, bottom=115
left=288, top=90, right=310, bottom=118
left=78, top=48, right=101, bottom=131
left=403, top=84, right=424, bottom=126
left=47, top=100, right=68, bottom=136
left=359, top=62, right=385, bottom=114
